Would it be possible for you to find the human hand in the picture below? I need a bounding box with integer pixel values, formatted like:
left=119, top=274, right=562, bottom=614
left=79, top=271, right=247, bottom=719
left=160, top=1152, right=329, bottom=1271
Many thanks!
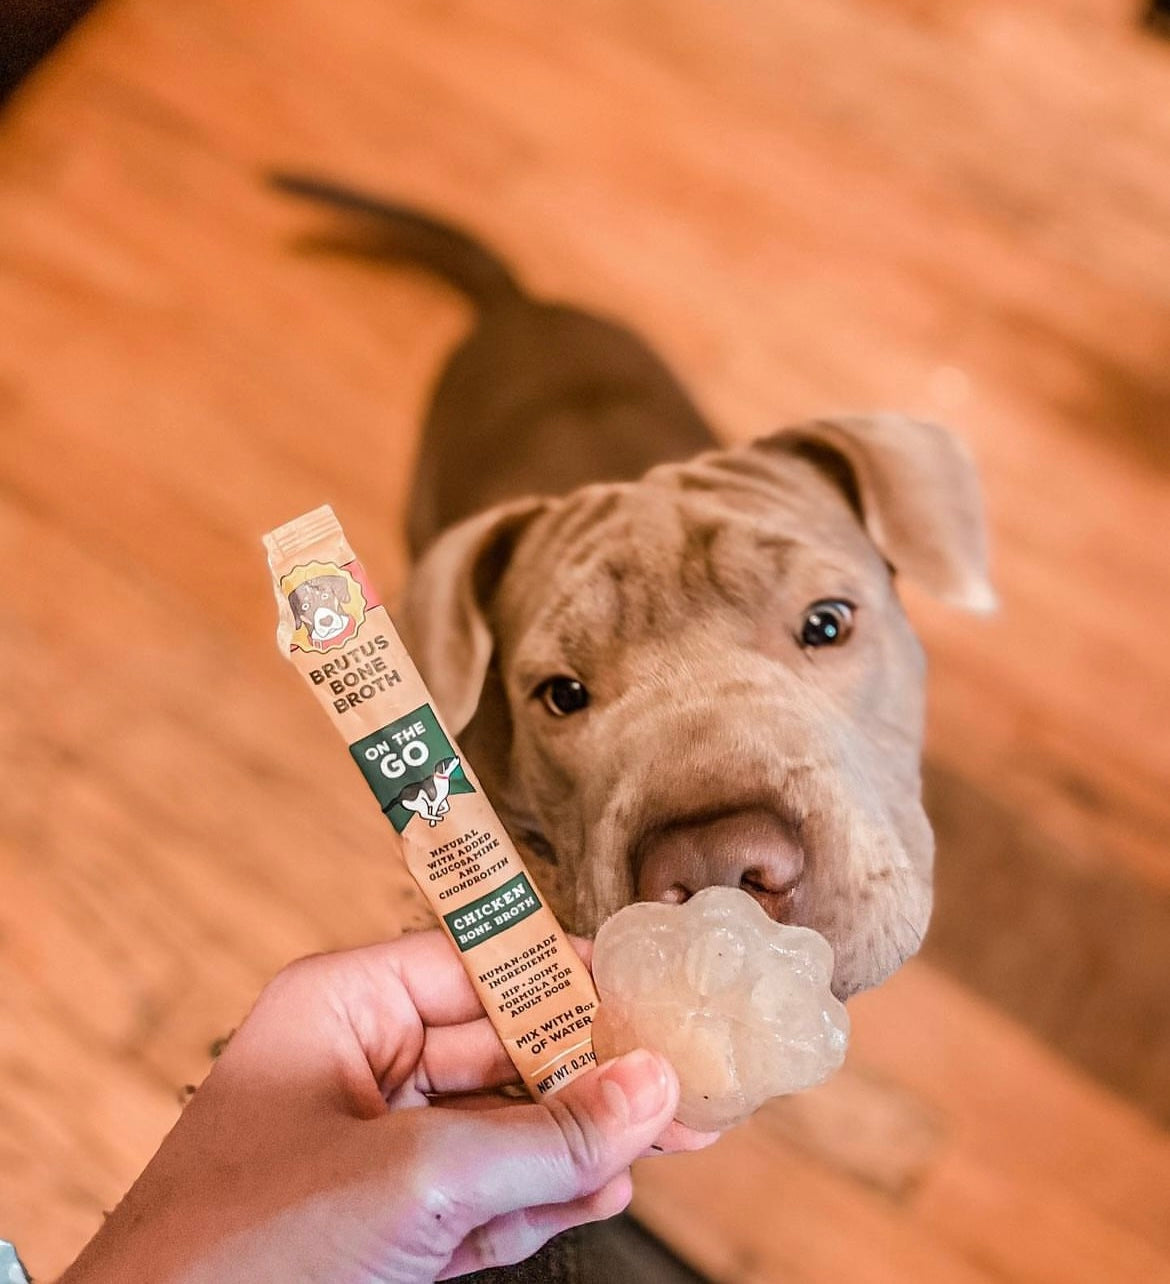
left=62, top=932, right=716, bottom=1283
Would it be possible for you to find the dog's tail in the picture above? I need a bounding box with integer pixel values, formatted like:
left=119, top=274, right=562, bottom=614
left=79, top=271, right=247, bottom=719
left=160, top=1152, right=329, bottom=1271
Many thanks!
left=270, top=172, right=523, bottom=310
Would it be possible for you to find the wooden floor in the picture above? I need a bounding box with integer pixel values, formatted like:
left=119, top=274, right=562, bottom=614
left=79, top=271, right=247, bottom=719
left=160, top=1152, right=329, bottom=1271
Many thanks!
left=2, top=0, right=1170, bottom=1279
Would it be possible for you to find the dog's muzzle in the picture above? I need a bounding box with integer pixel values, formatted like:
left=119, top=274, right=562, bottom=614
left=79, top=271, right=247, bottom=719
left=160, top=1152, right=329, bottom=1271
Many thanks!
left=312, top=608, right=346, bottom=638
left=636, top=807, right=805, bottom=922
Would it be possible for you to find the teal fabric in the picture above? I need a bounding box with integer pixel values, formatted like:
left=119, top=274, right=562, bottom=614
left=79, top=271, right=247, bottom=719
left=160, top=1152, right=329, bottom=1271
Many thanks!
left=0, top=1241, right=31, bottom=1283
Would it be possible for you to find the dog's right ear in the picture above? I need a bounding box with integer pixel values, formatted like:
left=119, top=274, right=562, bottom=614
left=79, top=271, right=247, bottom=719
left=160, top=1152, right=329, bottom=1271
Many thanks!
left=752, top=414, right=996, bottom=611
left=395, top=498, right=549, bottom=735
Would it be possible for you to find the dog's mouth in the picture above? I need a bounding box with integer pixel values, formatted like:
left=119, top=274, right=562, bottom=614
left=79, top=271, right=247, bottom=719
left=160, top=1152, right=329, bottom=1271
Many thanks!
left=515, top=799, right=929, bottom=1000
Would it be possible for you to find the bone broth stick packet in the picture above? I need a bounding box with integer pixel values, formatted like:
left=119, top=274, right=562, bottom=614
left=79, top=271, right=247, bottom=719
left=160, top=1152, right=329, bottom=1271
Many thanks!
left=263, top=504, right=598, bottom=1098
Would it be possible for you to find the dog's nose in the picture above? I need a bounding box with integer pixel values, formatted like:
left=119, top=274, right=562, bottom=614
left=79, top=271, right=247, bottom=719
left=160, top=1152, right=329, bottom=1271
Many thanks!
left=636, top=808, right=805, bottom=921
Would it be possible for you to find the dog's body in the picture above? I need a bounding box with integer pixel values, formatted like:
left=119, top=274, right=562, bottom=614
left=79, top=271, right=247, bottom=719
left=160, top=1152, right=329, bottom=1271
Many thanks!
left=391, top=756, right=461, bottom=826
left=277, top=176, right=993, bottom=1000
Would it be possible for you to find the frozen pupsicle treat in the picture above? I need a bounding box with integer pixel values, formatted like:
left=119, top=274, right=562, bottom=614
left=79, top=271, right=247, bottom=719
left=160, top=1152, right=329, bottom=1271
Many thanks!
left=590, top=886, right=849, bottom=1130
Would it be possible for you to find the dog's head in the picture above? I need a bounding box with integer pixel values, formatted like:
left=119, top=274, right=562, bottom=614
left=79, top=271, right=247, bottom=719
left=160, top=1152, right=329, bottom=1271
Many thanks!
left=288, top=575, right=352, bottom=642
left=398, top=416, right=993, bottom=997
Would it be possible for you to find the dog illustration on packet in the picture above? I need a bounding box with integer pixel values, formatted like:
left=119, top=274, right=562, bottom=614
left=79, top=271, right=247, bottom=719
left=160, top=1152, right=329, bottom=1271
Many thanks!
left=349, top=705, right=476, bottom=834
left=284, top=562, right=367, bottom=652
left=390, top=756, right=463, bottom=827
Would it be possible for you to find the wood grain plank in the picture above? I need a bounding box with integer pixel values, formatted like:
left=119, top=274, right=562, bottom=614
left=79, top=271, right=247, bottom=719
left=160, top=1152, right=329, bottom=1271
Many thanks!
left=634, top=965, right=1170, bottom=1283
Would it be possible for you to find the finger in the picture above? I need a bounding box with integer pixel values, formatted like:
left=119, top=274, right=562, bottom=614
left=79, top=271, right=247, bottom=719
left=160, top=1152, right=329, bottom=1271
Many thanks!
left=221, top=934, right=484, bottom=1104
left=414, top=1018, right=519, bottom=1096
left=330, top=931, right=592, bottom=1059
left=416, top=1059, right=717, bottom=1154
left=379, top=930, right=592, bottom=1025
left=352, top=930, right=488, bottom=1027
left=568, top=935, right=593, bottom=968
left=382, top=1048, right=678, bottom=1246
left=644, top=1118, right=721, bottom=1156
left=419, top=1089, right=521, bottom=1113
left=378, top=930, right=594, bottom=1032
left=437, top=1172, right=632, bottom=1279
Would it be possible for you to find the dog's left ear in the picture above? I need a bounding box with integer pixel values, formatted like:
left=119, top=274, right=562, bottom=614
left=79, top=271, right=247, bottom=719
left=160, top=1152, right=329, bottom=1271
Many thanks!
left=755, top=414, right=996, bottom=611
left=394, top=498, right=550, bottom=735
left=287, top=592, right=308, bottom=629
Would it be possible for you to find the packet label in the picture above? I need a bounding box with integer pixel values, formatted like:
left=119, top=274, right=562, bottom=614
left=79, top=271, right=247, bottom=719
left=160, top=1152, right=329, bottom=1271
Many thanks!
left=443, top=871, right=542, bottom=951
left=349, top=704, right=475, bottom=833
left=263, top=505, right=598, bottom=1098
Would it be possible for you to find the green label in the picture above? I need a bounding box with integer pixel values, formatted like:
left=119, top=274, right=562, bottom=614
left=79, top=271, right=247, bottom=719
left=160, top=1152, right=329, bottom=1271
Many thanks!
left=443, top=872, right=542, bottom=952
left=349, top=704, right=474, bottom=833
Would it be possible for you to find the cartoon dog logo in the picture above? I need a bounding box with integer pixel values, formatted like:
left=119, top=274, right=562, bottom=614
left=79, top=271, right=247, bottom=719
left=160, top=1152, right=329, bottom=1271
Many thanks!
left=287, top=572, right=360, bottom=650
left=389, top=756, right=461, bottom=827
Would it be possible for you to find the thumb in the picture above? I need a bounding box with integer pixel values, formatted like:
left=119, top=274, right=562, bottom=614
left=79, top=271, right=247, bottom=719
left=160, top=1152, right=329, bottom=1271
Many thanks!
left=541, top=1047, right=680, bottom=1195
left=404, top=1049, right=678, bottom=1244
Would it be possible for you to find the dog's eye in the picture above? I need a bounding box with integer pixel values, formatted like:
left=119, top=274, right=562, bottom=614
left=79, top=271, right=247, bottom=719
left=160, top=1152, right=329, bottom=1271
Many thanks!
left=800, top=600, right=854, bottom=648
left=535, top=676, right=590, bottom=716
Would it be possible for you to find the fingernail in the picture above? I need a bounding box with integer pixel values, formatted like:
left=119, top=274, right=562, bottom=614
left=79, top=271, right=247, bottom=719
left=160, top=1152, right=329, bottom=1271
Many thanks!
left=598, top=1049, right=670, bottom=1125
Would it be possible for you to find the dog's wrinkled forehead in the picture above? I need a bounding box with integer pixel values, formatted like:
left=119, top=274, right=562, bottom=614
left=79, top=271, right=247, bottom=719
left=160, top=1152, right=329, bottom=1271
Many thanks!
left=499, top=452, right=887, bottom=669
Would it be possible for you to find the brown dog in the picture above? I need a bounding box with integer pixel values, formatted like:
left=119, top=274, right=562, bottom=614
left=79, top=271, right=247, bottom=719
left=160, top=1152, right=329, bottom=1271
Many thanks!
left=276, top=176, right=993, bottom=999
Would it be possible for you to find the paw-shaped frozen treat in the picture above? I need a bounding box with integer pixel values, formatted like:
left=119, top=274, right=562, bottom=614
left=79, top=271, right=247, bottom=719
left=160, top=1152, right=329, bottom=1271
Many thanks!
left=590, top=886, right=849, bottom=1130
